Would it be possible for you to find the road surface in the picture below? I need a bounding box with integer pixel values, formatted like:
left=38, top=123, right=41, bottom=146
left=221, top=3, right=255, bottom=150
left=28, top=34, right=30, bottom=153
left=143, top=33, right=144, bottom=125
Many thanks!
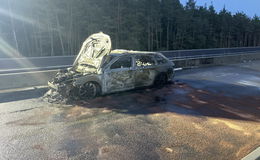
left=0, top=61, right=259, bottom=160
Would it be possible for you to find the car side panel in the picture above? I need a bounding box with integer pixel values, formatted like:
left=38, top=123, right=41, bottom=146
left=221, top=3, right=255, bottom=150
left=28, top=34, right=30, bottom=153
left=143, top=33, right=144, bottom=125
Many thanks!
left=102, top=55, right=135, bottom=94
left=103, top=69, right=135, bottom=94
left=134, top=67, right=157, bottom=87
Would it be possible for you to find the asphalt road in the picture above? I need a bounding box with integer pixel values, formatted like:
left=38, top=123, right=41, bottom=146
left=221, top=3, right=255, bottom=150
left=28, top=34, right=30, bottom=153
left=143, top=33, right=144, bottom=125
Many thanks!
left=0, top=61, right=259, bottom=160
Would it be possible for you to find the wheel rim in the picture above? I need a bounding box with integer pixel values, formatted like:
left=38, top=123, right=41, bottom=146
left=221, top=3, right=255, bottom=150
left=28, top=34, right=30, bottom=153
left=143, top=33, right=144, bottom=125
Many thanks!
left=79, top=82, right=97, bottom=99
left=155, top=74, right=167, bottom=86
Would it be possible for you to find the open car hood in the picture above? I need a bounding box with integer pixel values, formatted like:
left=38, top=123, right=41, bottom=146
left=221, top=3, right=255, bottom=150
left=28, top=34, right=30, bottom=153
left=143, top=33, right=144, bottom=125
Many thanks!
left=73, top=32, right=112, bottom=71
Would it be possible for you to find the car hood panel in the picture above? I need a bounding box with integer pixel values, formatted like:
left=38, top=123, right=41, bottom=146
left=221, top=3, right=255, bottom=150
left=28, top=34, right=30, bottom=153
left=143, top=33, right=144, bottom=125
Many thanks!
left=73, top=32, right=112, bottom=71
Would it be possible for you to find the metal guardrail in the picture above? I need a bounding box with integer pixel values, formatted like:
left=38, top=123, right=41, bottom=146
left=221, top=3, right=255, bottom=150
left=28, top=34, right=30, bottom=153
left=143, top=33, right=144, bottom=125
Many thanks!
left=161, top=46, right=260, bottom=58
left=0, top=65, right=71, bottom=74
left=0, top=47, right=260, bottom=74
left=168, top=51, right=260, bottom=61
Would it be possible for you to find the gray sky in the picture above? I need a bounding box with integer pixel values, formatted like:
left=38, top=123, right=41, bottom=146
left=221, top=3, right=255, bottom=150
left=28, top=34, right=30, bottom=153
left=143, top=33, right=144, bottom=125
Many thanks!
left=180, top=0, right=260, bottom=18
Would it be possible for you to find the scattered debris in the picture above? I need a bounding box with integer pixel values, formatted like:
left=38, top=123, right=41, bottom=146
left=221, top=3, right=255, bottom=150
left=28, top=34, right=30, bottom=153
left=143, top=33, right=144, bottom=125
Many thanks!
left=165, top=147, right=173, bottom=153
left=43, top=32, right=112, bottom=103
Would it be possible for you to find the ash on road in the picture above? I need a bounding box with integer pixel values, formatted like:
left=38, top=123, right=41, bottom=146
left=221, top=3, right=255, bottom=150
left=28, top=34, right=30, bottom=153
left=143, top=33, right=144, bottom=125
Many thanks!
left=0, top=61, right=259, bottom=160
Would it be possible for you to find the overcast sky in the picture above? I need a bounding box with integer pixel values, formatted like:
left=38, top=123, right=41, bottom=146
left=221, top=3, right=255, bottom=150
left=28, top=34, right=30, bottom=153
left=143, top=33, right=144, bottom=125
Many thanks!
left=180, top=0, right=260, bottom=18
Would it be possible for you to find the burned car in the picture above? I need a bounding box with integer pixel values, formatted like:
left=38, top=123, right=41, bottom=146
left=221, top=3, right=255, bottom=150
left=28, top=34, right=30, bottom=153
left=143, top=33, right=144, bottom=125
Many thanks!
left=44, top=32, right=175, bottom=102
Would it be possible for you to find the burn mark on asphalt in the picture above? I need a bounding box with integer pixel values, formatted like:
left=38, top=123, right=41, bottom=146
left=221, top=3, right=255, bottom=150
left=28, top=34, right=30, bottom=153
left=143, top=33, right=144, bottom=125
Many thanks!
left=68, top=81, right=260, bottom=122
left=2, top=79, right=259, bottom=160
left=6, top=80, right=258, bottom=127
left=173, top=84, right=260, bottom=122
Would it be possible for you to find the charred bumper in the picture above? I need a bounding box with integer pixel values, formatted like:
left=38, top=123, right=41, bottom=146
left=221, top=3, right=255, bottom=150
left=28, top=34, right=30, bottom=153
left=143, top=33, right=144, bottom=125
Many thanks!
left=48, top=81, right=59, bottom=90
left=47, top=81, right=74, bottom=92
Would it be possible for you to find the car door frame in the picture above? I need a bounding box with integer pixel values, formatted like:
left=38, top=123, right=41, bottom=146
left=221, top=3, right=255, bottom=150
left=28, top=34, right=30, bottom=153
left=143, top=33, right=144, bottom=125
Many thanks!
left=133, top=54, right=158, bottom=87
left=102, top=55, right=135, bottom=94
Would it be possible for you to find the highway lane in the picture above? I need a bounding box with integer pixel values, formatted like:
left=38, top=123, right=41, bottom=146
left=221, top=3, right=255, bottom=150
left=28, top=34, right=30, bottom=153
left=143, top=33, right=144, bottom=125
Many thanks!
left=1, top=47, right=260, bottom=73
left=0, top=61, right=259, bottom=160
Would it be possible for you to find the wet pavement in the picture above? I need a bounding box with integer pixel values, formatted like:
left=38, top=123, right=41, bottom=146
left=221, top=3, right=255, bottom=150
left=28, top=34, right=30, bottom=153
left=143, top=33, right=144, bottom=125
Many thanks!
left=0, top=61, right=260, bottom=160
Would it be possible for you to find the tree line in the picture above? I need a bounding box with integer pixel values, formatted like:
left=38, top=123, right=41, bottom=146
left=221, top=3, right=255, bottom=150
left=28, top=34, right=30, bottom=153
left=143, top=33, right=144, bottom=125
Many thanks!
left=0, top=0, right=259, bottom=58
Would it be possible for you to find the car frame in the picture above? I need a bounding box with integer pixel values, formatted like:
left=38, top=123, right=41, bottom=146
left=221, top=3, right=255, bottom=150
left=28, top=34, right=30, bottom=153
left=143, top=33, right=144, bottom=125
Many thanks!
left=46, top=32, right=175, bottom=101
left=48, top=51, right=175, bottom=99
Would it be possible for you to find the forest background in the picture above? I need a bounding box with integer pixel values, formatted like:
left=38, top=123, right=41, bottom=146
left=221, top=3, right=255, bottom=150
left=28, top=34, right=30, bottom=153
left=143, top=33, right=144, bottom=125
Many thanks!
left=0, top=0, right=259, bottom=58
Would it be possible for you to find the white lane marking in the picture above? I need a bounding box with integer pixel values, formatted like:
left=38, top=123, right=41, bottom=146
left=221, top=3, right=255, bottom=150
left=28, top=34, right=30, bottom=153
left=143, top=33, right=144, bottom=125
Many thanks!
left=0, top=86, right=47, bottom=94
left=241, top=147, right=260, bottom=160
left=174, top=68, right=183, bottom=71
left=0, top=69, right=59, bottom=76
left=238, top=81, right=260, bottom=88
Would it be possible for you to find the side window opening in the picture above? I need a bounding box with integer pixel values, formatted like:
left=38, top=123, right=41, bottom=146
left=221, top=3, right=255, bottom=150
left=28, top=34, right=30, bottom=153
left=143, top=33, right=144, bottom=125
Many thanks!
left=135, top=55, right=156, bottom=67
left=154, top=54, right=167, bottom=64
left=101, top=55, right=115, bottom=68
left=110, top=56, right=132, bottom=69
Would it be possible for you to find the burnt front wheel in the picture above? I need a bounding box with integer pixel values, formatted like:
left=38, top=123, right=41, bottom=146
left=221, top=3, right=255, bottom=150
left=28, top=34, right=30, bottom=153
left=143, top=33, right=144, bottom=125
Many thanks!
left=78, top=82, right=99, bottom=99
left=154, top=73, right=167, bottom=87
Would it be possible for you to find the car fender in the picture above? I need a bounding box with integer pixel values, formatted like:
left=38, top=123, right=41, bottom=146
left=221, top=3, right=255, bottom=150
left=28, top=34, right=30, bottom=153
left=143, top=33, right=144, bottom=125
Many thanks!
left=73, top=75, right=102, bottom=89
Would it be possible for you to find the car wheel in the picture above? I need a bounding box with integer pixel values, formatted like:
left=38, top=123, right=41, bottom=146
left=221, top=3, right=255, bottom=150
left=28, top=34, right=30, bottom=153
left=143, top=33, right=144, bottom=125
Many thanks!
left=154, top=73, right=167, bottom=87
left=78, top=82, right=99, bottom=99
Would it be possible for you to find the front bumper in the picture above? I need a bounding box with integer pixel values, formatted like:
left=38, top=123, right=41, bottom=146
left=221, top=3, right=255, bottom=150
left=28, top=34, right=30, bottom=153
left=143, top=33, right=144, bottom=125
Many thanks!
left=48, top=81, right=58, bottom=90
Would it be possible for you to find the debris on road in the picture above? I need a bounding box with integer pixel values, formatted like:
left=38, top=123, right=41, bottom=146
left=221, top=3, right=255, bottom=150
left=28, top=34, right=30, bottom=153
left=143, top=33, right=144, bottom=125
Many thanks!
left=165, top=147, right=173, bottom=153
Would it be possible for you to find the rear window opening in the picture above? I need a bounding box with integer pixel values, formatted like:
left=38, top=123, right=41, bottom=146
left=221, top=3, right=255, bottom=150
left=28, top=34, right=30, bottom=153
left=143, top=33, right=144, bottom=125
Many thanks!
left=135, top=55, right=156, bottom=67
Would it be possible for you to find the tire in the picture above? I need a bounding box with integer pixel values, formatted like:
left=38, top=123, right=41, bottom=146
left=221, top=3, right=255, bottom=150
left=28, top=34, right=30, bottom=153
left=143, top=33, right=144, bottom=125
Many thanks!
left=154, top=73, right=167, bottom=87
left=78, top=82, right=100, bottom=99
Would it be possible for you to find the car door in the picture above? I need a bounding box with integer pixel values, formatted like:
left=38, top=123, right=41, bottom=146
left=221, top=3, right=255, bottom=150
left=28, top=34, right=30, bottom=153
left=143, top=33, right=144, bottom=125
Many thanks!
left=104, top=56, right=135, bottom=93
left=134, top=54, right=157, bottom=87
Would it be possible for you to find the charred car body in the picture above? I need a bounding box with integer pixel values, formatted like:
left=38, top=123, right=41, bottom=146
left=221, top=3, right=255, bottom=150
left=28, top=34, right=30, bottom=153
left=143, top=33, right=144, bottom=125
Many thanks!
left=44, top=32, right=175, bottom=102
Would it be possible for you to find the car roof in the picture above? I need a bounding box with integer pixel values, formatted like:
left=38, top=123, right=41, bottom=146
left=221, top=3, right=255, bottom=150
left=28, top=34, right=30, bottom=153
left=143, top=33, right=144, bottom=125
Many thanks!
left=110, top=49, right=161, bottom=56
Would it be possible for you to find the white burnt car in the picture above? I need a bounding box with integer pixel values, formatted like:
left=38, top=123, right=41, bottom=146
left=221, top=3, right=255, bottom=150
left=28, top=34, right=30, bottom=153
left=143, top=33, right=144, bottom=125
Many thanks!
left=46, top=32, right=175, bottom=101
